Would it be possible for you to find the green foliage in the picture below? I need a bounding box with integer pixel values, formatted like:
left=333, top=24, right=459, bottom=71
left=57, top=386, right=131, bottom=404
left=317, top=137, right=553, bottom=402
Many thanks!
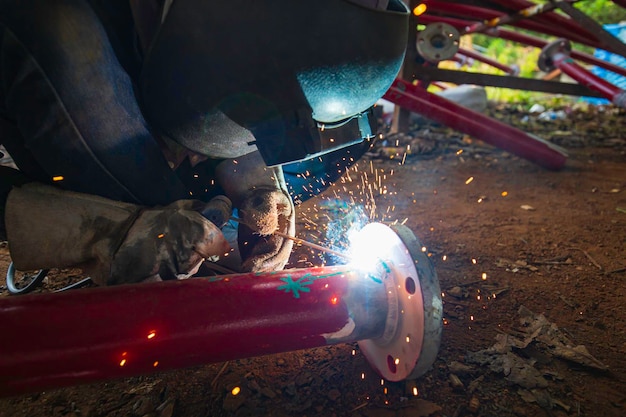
left=575, top=0, right=626, bottom=24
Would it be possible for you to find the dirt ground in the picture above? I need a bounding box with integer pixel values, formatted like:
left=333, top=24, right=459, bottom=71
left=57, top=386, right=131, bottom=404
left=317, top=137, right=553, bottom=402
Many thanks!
left=1, top=102, right=625, bottom=417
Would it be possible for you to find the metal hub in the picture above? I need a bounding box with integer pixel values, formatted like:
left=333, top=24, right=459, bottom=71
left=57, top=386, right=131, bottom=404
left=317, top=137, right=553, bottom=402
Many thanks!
left=538, top=38, right=572, bottom=72
left=416, top=23, right=460, bottom=63
left=355, top=223, right=443, bottom=381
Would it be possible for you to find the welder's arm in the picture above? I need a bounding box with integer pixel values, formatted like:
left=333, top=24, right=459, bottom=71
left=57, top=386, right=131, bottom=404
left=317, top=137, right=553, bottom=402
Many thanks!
left=215, top=151, right=295, bottom=272
left=5, top=183, right=231, bottom=286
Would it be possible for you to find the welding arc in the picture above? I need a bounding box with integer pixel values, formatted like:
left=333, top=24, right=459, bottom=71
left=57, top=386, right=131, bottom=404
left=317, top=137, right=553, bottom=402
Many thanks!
left=229, top=217, right=349, bottom=260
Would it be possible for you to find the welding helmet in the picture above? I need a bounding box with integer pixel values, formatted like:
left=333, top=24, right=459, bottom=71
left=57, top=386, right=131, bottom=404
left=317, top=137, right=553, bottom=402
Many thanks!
left=140, top=0, right=409, bottom=166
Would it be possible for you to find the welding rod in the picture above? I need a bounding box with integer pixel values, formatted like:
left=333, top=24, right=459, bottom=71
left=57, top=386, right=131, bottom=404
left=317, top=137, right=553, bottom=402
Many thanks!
left=230, top=217, right=349, bottom=259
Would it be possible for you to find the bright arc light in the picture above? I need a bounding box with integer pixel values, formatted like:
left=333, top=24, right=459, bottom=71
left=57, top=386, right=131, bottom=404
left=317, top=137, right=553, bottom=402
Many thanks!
left=347, top=223, right=399, bottom=273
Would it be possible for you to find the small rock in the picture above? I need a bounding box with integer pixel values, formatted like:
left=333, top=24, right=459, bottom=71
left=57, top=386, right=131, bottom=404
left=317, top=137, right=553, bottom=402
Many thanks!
left=520, top=204, right=536, bottom=211
left=447, top=286, right=464, bottom=298
left=448, top=361, right=474, bottom=375
left=449, top=373, right=464, bottom=391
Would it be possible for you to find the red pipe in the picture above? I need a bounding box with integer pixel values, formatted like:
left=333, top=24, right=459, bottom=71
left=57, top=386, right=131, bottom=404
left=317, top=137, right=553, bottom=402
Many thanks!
left=420, top=0, right=600, bottom=47
left=0, top=223, right=441, bottom=397
left=488, top=28, right=626, bottom=79
left=487, top=0, right=593, bottom=41
left=383, top=78, right=568, bottom=170
left=552, top=54, right=626, bottom=107
left=0, top=267, right=373, bottom=397
left=416, top=15, right=626, bottom=79
left=457, top=47, right=517, bottom=74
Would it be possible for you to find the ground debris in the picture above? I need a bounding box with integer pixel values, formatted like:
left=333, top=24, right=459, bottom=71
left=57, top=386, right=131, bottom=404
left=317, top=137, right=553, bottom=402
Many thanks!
left=361, top=398, right=442, bottom=417
left=517, top=305, right=609, bottom=371
left=463, top=305, right=610, bottom=410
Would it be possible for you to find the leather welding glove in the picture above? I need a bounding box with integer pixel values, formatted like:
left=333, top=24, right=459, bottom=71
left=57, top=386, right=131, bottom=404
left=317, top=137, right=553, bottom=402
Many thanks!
left=5, top=182, right=231, bottom=286
left=216, top=151, right=295, bottom=272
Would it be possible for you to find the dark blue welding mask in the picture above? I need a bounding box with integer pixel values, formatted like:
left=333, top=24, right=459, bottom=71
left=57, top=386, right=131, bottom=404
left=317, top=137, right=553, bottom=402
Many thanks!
left=140, top=0, right=409, bottom=166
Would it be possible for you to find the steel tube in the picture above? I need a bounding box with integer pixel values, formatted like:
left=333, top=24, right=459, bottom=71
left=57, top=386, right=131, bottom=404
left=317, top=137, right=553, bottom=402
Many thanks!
left=0, top=223, right=441, bottom=397
left=552, top=53, right=626, bottom=106
left=0, top=266, right=390, bottom=397
left=416, top=15, right=626, bottom=79
left=487, top=0, right=591, bottom=41
left=383, top=78, right=568, bottom=170
left=457, top=47, right=517, bottom=74
left=419, top=0, right=597, bottom=46
left=539, top=39, right=626, bottom=108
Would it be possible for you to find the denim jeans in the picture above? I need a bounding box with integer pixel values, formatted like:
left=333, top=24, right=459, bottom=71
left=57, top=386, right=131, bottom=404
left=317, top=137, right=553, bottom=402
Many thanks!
left=0, top=0, right=188, bottom=206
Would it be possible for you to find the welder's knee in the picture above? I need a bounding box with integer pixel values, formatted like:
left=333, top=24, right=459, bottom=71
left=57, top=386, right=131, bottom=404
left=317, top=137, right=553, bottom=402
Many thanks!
left=0, top=166, right=31, bottom=241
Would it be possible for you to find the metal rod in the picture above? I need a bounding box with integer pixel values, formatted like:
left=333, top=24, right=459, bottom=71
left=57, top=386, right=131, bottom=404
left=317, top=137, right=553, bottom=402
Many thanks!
left=553, top=0, right=626, bottom=57
left=419, top=0, right=600, bottom=48
left=0, top=264, right=387, bottom=397
left=457, top=47, right=517, bottom=74
left=383, top=78, right=568, bottom=170
left=417, top=14, right=626, bottom=79
left=229, top=217, right=349, bottom=259
left=414, top=66, right=605, bottom=97
left=274, top=231, right=349, bottom=259
left=463, top=2, right=561, bottom=36
left=539, top=39, right=626, bottom=107
left=553, top=53, right=626, bottom=107
left=487, top=0, right=591, bottom=40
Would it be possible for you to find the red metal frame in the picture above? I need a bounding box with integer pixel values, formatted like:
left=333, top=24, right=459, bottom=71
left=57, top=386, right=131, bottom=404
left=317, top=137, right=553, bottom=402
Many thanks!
left=0, top=266, right=380, bottom=397
left=550, top=53, right=626, bottom=107
left=383, top=78, right=568, bottom=170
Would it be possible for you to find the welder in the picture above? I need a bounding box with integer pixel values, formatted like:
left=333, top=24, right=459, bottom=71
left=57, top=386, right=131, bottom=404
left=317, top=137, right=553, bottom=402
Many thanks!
left=0, top=0, right=409, bottom=286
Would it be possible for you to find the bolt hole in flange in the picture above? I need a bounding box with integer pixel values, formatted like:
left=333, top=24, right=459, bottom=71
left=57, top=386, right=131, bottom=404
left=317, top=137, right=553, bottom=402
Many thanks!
left=405, top=277, right=416, bottom=295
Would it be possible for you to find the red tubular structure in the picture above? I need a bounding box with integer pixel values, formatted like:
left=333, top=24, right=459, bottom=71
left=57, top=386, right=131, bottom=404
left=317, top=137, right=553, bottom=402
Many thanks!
left=539, top=39, right=626, bottom=108
left=383, top=78, right=568, bottom=170
left=416, top=15, right=626, bottom=80
left=0, top=223, right=443, bottom=399
left=419, top=0, right=599, bottom=47
left=457, top=47, right=518, bottom=74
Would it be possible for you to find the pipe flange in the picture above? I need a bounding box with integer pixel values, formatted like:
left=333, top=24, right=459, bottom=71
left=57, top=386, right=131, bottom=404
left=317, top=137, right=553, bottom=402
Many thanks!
left=357, top=223, right=443, bottom=381
left=538, top=38, right=571, bottom=72
left=416, top=23, right=460, bottom=63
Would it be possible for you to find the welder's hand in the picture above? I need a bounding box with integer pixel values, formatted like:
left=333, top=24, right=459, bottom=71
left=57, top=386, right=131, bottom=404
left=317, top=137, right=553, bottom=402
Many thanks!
left=5, top=183, right=231, bottom=287
left=110, top=200, right=232, bottom=284
left=237, top=187, right=295, bottom=272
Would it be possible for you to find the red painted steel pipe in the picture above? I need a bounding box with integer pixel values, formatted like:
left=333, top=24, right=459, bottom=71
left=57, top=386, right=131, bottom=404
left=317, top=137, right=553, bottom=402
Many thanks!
left=0, top=223, right=442, bottom=398
left=487, top=28, right=626, bottom=79
left=383, top=78, right=568, bottom=170
left=539, top=39, right=626, bottom=108
left=419, top=0, right=598, bottom=47
left=552, top=55, right=626, bottom=105
left=457, top=47, right=518, bottom=74
left=486, top=0, right=593, bottom=41
left=416, top=15, right=626, bottom=79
